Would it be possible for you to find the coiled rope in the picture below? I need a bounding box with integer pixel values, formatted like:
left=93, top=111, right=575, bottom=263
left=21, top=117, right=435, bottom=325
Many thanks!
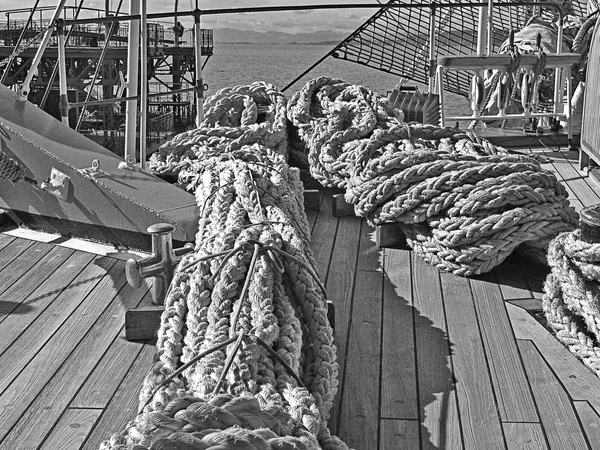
left=102, top=144, right=349, bottom=450
left=288, top=76, right=578, bottom=276
left=149, top=82, right=288, bottom=178
left=0, top=148, right=24, bottom=183
left=543, top=230, right=600, bottom=376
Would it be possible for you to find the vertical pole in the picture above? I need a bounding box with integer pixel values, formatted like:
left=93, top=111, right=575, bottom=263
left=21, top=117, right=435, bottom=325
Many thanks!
left=553, top=15, right=564, bottom=116
left=140, top=0, right=148, bottom=169
left=428, top=4, right=436, bottom=93
left=124, top=0, right=140, bottom=164
left=487, top=0, right=494, bottom=56
left=57, top=19, right=69, bottom=125
left=193, top=9, right=204, bottom=127
left=476, top=5, right=487, bottom=57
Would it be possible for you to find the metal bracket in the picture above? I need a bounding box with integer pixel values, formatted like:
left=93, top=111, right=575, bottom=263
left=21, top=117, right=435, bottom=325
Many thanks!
left=37, top=168, right=70, bottom=201
left=80, top=159, right=109, bottom=178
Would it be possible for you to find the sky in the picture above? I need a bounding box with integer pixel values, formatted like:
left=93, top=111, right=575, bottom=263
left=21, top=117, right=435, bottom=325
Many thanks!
left=2, top=0, right=383, bottom=34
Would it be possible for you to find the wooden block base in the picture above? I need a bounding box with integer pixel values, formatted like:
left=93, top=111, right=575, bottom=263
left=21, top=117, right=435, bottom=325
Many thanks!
left=125, top=306, right=163, bottom=342
left=332, top=193, right=354, bottom=217
left=304, top=189, right=321, bottom=211
left=375, top=222, right=409, bottom=249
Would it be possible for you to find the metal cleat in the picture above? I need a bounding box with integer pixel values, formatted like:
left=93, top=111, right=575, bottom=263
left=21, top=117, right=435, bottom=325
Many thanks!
left=126, top=223, right=194, bottom=304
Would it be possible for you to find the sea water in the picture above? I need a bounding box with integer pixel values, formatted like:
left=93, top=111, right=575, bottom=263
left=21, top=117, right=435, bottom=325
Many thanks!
left=201, top=42, right=472, bottom=117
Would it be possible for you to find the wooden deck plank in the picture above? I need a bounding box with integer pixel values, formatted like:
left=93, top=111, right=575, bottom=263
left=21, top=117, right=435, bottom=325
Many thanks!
left=574, top=401, right=600, bottom=450
left=0, top=237, right=34, bottom=275
left=0, top=255, right=115, bottom=378
left=71, top=327, right=150, bottom=409
left=338, top=270, right=383, bottom=449
left=0, top=241, right=54, bottom=295
left=412, top=254, right=463, bottom=450
left=381, top=249, right=417, bottom=421
left=0, top=250, right=96, bottom=353
left=357, top=220, right=382, bottom=272
left=0, top=245, right=74, bottom=320
left=440, top=272, right=506, bottom=450
left=326, top=215, right=361, bottom=430
left=494, top=258, right=535, bottom=301
left=507, top=303, right=600, bottom=416
left=305, top=190, right=322, bottom=231
left=546, top=149, right=600, bottom=208
left=517, top=340, right=590, bottom=450
left=0, top=283, right=150, bottom=449
left=503, top=423, right=548, bottom=450
left=470, top=275, right=538, bottom=422
left=0, top=234, right=15, bottom=252
left=311, top=191, right=338, bottom=281
left=380, top=419, right=420, bottom=450
left=80, top=344, right=156, bottom=450
left=0, top=258, right=123, bottom=443
left=38, top=408, right=102, bottom=450
left=539, top=150, right=585, bottom=212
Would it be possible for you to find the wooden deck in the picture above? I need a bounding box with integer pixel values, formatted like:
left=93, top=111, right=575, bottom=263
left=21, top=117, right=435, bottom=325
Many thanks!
left=1, top=148, right=600, bottom=450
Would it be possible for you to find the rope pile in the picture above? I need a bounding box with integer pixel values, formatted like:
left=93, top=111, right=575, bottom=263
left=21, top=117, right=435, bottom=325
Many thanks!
left=149, top=82, right=288, bottom=178
left=288, top=76, right=578, bottom=276
left=102, top=144, right=349, bottom=450
left=543, top=230, right=600, bottom=376
left=0, top=148, right=24, bottom=182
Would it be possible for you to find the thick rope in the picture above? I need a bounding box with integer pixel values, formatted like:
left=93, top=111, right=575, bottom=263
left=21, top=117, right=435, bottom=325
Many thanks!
left=102, top=143, right=349, bottom=450
left=0, top=148, right=24, bottom=182
left=543, top=230, right=600, bottom=376
left=288, top=76, right=578, bottom=276
left=150, top=82, right=289, bottom=178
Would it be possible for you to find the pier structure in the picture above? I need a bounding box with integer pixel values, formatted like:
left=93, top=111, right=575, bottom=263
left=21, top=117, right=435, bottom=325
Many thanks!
left=0, top=5, right=213, bottom=156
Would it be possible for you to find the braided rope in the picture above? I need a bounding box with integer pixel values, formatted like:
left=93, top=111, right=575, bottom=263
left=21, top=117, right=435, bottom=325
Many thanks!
left=288, top=76, right=578, bottom=276
left=150, top=82, right=288, bottom=178
left=101, top=144, right=349, bottom=450
left=0, top=148, right=24, bottom=182
left=543, top=230, right=600, bottom=376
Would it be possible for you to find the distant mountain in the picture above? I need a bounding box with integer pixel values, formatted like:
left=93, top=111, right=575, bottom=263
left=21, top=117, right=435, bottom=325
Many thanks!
left=212, top=28, right=350, bottom=44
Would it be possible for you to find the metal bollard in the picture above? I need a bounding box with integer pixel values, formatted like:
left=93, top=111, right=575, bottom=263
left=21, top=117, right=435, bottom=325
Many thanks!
left=580, top=205, right=600, bottom=243
left=126, top=223, right=194, bottom=304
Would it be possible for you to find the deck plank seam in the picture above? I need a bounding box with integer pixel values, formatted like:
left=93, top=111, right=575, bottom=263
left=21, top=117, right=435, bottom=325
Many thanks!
left=376, top=244, right=386, bottom=448
left=0, top=256, right=112, bottom=362
left=0, top=260, right=131, bottom=447
left=492, top=271, right=551, bottom=429
left=436, top=269, right=476, bottom=450
left=0, top=246, right=77, bottom=321
left=487, top=273, right=544, bottom=426
left=77, top=343, right=149, bottom=450
left=331, top=218, right=362, bottom=435
left=464, top=276, right=514, bottom=447
left=520, top=338, right=597, bottom=450
left=560, top=150, right=600, bottom=200
left=517, top=339, right=593, bottom=450
left=0, top=238, right=35, bottom=276
left=406, top=253, right=427, bottom=449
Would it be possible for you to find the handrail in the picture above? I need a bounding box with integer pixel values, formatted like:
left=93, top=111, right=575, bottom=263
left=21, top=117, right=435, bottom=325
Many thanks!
left=62, top=2, right=564, bottom=26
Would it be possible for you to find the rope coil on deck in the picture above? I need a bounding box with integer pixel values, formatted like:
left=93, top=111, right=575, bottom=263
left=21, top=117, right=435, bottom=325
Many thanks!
left=150, top=82, right=288, bottom=178
left=288, top=76, right=578, bottom=276
left=543, top=230, right=600, bottom=376
left=102, top=143, right=350, bottom=450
